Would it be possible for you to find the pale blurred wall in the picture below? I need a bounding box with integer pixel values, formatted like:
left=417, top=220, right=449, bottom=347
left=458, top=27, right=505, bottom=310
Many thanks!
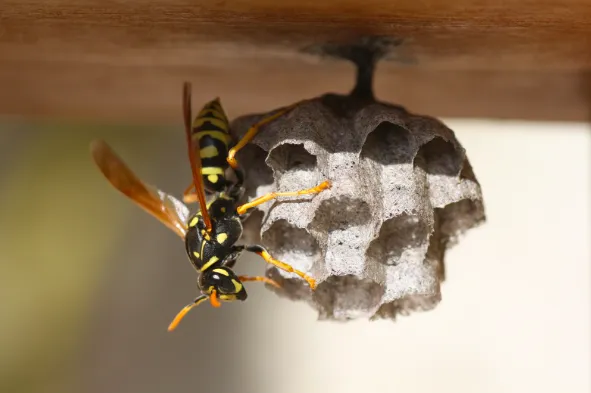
left=0, top=118, right=589, bottom=393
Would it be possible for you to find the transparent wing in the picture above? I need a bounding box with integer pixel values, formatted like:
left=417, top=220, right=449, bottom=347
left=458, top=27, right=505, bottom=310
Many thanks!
left=90, top=139, right=189, bottom=239
left=154, top=186, right=191, bottom=229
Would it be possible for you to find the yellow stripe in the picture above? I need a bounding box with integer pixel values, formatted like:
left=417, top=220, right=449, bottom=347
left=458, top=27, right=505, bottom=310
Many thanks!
left=193, top=117, right=229, bottom=132
left=192, top=131, right=233, bottom=145
left=201, top=256, right=220, bottom=271
left=199, top=107, right=227, bottom=121
left=213, top=268, right=229, bottom=276
left=200, top=239, right=206, bottom=261
left=231, top=279, right=243, bottom=292
left=210, top=106, right=225, bottom=117
left=200, top=145, right=219, bottom=159
left=189, top=216, right=199, bottom=227
left=201, top=167, right=224, bottom=175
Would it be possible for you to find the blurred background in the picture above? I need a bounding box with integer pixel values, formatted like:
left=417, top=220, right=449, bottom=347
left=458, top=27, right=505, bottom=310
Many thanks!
left=0, top=116, right=588, bottom=393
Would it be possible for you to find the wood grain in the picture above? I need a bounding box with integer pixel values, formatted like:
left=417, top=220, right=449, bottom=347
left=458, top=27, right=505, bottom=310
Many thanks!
left=1, top=0, right=591, bottom=122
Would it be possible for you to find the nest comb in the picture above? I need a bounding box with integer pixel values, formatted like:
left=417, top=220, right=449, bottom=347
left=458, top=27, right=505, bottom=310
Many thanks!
left=232, top=38, right=485, bottom=321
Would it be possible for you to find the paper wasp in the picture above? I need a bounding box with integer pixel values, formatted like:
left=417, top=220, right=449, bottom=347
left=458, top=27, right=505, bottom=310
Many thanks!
left=90, top=82, right=330, bottom=331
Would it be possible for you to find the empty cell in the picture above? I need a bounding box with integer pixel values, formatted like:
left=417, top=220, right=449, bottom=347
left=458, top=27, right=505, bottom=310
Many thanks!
left=366, top=213, right=429, bottom=266
left=266, top=143, right=317, bottom=175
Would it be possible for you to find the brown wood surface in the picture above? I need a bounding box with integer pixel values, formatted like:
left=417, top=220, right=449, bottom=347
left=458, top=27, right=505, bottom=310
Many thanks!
left=1, top=0, right=591, bottom=123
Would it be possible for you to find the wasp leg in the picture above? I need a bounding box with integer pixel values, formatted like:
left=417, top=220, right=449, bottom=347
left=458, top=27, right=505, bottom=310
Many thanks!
left=221, top=246, right=245, bottom=269
left=245, top=245, right=316, bottom=290
left=238, top=275, right=281, bottom=289
left=184, top=183, right=220, bottom=204
left=236, top=180, right=331, bottom=216
left=182, top=184, right=198, bottom=204
left=227, top=101, right=304, bottom=170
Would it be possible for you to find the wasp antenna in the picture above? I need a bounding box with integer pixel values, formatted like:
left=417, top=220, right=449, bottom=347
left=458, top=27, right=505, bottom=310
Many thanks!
left=167, top=295, right=208, bottom=332
left=183, top=82, right=213, bottom=232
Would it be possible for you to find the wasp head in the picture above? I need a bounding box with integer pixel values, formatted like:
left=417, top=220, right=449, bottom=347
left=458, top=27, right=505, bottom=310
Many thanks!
left=199, top=266, right=247, bottom=301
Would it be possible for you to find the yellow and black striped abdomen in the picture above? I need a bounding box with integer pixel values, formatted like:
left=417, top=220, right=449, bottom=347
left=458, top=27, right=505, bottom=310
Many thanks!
left=192, top=98, right=234, bottom=193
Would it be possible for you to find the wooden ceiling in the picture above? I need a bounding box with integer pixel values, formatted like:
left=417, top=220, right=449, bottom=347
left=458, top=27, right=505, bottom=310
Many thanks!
left=2, top=0, right=591, bottom=124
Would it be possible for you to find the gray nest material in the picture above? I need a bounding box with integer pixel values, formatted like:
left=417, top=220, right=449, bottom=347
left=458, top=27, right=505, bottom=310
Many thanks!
left=231, top=94, right=485, bottom=321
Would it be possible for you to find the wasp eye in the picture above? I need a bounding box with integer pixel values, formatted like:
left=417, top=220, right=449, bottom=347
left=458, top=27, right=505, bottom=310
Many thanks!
left=217, top=276, right=238, bottom=294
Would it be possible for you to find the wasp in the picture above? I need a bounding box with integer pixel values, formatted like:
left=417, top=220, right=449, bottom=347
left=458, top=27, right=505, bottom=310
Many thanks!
left=90, top=82, right=330, bottom=331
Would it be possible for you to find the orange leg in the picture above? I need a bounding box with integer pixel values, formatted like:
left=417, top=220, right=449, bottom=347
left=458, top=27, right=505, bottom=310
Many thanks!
left=227, top=101, right=305, bottom=170
left=246, top=245, right=316, bottom=290
left=236, top=180, right=331, bottom=216
left=238, top=275, right=281, bottom=289
left=183, top=184, right=198, bottom=204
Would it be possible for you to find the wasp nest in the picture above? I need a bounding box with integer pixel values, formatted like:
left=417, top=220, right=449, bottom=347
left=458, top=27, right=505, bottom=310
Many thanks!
left=231, top=93, right=485, bottom=321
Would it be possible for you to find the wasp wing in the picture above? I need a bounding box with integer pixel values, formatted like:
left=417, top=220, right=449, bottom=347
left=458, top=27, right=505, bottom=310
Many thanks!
left=90, top=139, right=190, bottom=239
left=183, top=82, right=213, bottom=232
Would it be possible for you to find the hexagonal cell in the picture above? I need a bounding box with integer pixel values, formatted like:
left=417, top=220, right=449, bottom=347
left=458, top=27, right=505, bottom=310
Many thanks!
left=261, top=219, right=320, bottom=267
left=266, top=143, right=317, bottom=176
left=365, top=213, right=429, bottom=266
left=436, top=199, right=485, bottom=247
left=360, top=121, right=414, bottom=165
left=310, top=196, right=371, bottom=233
left=313, top=275, right=385, bottom=320
left=416, top=137, right=462, bottom=176
left=265, top=267, right=315, bottom=302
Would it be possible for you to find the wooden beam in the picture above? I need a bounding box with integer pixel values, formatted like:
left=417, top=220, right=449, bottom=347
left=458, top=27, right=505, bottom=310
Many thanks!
left=2, top=1, right=591, bottom=123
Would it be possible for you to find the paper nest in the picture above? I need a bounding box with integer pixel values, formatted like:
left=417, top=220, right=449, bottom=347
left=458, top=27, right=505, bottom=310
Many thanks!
left=231, top=93, right=485, bottom=321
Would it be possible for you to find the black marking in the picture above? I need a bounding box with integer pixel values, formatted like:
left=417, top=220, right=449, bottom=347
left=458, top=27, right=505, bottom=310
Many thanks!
left=200, top=136, right=229, bottom=168
left=202, top=110, right=225, bottom=120
left=194, top=120, right=228, bottom=133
